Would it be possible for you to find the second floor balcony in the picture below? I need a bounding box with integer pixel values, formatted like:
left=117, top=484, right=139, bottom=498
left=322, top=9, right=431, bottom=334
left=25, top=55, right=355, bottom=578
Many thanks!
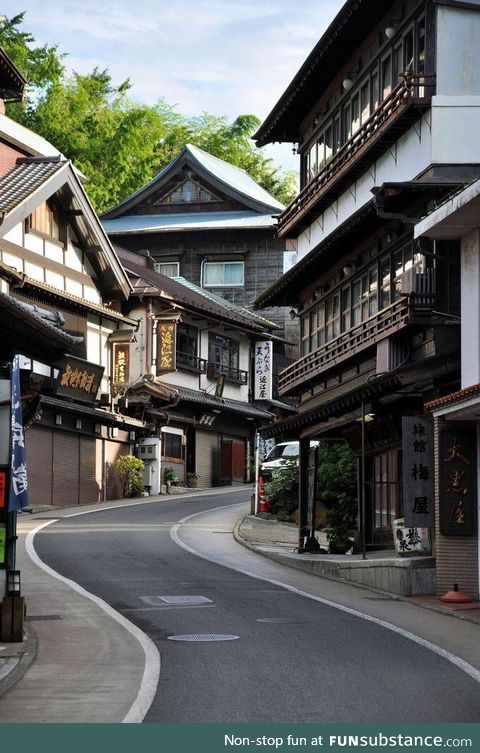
left=279, top=286, right=435, bottom=396
left=206, top=361, right=248, bottom=385
left=278, top=74, right=436, bottom=238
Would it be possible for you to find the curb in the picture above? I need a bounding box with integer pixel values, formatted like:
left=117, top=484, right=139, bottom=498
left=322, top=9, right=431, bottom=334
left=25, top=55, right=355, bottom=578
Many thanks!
left=234, top=516, right=480, bottom=627
left=0, top=622, right=37, bottom=699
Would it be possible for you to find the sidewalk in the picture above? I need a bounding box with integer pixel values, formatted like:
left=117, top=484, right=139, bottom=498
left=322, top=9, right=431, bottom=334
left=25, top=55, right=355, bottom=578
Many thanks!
left=235, top=514, right=480, bottom=626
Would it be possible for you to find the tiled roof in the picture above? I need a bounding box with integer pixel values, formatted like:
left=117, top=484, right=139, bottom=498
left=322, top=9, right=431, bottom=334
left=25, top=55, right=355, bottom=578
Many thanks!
left=0, top=156, right=66, bottom=215
left=0, top=292, right=83, bottom=349
left=176, top=386, right=274, bottom=420
left=425, top=385, right=480, bottom=412
left=123, top=257, right=277, bottom=333
left=102, top=210, right=278, bottom=234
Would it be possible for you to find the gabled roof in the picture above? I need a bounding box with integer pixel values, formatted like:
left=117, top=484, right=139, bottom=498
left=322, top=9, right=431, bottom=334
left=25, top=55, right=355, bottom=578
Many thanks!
left=175, top=386, right=274, bottom=421
left=102, top=210, right=278, bottom=235
left=102, top=143, right=284, bottom=219
left=254, top=0, right=397, bottom=146
left=0, top=47, right=26, bottom=101
left=0, top=156, right=131, bottom=299
left=122, top=255, right=278, bottom=334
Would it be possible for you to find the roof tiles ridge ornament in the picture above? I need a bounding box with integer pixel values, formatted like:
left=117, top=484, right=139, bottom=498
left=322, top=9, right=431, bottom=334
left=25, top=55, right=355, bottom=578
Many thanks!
left=425, top=384, right=480, bottom=412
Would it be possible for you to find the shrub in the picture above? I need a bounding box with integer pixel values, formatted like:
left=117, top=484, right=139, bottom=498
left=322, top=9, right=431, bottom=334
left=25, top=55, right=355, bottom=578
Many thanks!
left=264, top=460, right=299, bottom=521
left=114, top=455, right=144, bottom=498
left=163, top=467, right=179, bottom=485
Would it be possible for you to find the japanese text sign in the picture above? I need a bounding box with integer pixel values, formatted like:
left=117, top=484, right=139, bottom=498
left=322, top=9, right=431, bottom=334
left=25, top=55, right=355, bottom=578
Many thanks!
left=113, top=344, right=130, bottom=385
left=8, top=355, right=29, bottom=511
left=402, top=416, right=434, bottom=528
left=254, top=341, right=273, bottom=401
left=439, top=426, right=476, bottom=536
left=156, top=321, right=177, bottom=374
left=55, top=357, right=104, bottom=405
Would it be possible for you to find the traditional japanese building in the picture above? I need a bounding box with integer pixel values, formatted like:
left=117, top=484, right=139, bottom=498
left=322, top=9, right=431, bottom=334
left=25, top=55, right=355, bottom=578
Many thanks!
left=101, top=143, right=298, bottom=370
left=253, top=0, right=480, bottom=550
left=113, top=245, right=278, bottom=488
left=0, top=48, right=144, bottom=506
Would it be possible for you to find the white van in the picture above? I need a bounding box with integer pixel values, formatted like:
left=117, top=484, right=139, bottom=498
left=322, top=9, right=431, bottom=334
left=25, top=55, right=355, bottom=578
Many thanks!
left=259, top=441, right=319, bottom=481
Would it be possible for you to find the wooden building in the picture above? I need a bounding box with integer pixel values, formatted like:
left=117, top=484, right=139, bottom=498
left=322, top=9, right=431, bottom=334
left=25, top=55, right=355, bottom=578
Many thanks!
left=114, top=246, right=277, bottom=488
left=101, top=144, right=298, bottom=366
left=0, top=48, right=143, bottom=506
left=253, top=0, right=480, bottom=550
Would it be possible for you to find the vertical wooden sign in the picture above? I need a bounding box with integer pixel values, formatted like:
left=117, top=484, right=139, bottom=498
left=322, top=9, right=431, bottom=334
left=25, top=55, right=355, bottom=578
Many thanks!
left=439, top=426, right=477, bottom=536
left=156, top=321, right=177, bottom=374
left=402, top=416, right=434, bottom=528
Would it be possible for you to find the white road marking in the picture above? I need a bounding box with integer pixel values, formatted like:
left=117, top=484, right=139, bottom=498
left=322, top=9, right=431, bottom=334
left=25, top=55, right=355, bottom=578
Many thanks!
left=170, top=504, right=480, bottom=687
left=25, top=519, right=160, bottom=723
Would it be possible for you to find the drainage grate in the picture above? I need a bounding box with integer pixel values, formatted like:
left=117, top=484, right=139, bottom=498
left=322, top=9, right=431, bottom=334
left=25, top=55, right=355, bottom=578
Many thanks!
left=158, top=595, right=213, bottom=605
left=167, top=634, right=239, bottom=642
left=256, top=618, right=304, bottom=624
left=28, top=614, right=62, bottom=621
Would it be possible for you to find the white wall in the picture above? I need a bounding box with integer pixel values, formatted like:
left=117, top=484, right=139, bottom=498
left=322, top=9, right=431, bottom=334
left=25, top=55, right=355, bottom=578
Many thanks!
left=436, top=5, right=480, bottom=96
left=461, top=229, right=480, bottom=388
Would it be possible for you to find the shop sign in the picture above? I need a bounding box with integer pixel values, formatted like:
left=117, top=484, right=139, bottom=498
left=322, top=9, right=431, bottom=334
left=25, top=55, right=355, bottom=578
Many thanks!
left=439, top=427, right=477, bottom=536
left=113, top=344, right=130, bottom=385
left=402, top=416, right=434, bottom=528
left=55, top=357, right=104, bottom=405
left=254, top=341, right=273, bottom=401
left=157, top=321, right=176, bottom=373
left=0, top=525, right=5, bottom=564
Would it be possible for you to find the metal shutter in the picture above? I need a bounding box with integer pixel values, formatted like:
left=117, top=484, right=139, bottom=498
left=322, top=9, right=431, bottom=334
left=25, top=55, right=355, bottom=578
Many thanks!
left=79, top=436, right=99, bottom=505
left=195, top=431, right=219, bottom=488
left=52, top=432, right=79, bottom=506
left=25, top=426, right=53, bottom=506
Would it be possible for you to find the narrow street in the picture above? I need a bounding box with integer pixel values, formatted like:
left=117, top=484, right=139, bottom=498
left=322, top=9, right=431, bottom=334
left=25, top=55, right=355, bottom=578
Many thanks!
left=25, top=490, right=480, bottom=724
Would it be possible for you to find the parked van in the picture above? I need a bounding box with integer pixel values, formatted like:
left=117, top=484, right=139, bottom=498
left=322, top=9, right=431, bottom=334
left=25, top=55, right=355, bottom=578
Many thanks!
left=259, top=441, right=319, bottom=482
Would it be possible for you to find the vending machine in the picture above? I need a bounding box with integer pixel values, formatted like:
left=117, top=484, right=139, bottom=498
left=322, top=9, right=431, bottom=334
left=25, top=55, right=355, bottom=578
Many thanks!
left=137, top=437, right=161, bottom=496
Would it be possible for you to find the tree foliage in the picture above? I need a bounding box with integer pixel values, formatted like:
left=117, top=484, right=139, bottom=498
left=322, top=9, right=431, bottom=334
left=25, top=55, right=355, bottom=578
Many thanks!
left=0, top=14, right=296, bottom=213
left=114, top=455, right=144, bottom=498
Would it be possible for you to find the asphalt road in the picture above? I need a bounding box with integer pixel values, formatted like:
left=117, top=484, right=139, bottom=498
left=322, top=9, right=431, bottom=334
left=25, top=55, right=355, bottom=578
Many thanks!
left=34, top=489, right=480, bottom=723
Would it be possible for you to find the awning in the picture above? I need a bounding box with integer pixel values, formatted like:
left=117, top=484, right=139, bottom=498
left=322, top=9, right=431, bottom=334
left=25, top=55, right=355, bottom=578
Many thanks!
left=108, top=329, right=137, bottom=343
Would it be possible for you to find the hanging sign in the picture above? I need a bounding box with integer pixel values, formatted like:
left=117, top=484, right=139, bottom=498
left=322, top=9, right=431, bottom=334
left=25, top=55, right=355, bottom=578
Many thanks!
left=9, top=355, right=29, bottom=511
left=439, top=427, right=477, bottom=536
left=156, top=321, right=177, bottom=374
left=55, top=356, right=104, bottom=404
left=254, top=340, right=273, bottom=401
left=402, top=416, right=434, bottom=528
left=0, top=525, right=5, bottom=564
left=113, top=344, right=130, bottom=385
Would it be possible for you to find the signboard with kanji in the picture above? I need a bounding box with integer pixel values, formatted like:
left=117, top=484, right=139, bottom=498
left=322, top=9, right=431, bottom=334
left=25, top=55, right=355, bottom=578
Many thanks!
left=55, top=357, right=105, bottom=405
left=402, top=416, right=434, bottom=528
left=254, top=340, right=273, bottom=401
left=439, top=426, right=477, bottom=536
left=113, top=344, right=130, bottom=385
left=156, top=321, right=177, bottom=374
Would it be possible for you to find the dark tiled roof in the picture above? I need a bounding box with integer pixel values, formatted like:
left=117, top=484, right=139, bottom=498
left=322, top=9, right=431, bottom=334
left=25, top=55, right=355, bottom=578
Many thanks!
left=425, top=385, right=480, bottom=412
left=0, top=156, right=66, bottom=216
left=176, top=386, right=274, bottom=420
left=124, top=257, right=277, bottom=333
left=0, top=292, right=83, bottom=351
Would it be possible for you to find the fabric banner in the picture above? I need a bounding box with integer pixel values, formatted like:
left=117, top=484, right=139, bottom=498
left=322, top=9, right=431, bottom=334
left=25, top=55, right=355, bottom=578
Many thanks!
left=8, top=354, right=29, bottom=511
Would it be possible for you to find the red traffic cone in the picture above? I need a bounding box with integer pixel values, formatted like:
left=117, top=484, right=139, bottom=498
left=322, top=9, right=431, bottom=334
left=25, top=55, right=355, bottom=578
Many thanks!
left=257, top=476, right=270, bottom=513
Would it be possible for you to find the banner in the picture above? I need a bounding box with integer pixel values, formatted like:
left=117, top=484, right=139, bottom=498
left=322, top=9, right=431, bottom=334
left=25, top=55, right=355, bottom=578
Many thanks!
left=254, top=340, right=273, bottom=400
left=8, top=354, right=29, bottom=511
left=402, top=416, right=434, bottom=528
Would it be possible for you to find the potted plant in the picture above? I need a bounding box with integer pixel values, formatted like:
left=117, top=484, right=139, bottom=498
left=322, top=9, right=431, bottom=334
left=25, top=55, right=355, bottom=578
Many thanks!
left=163, top=467, right=179, bottom=492
left=186, top=472, right=199, bottom=488
left=325, top=508, right=354, bottom=555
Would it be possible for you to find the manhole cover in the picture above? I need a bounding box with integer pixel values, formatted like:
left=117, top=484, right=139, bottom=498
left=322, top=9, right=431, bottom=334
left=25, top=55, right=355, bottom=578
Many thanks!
left=167, top=634, right=239, bottom=642
left=256, top=618, right=304, bottom=624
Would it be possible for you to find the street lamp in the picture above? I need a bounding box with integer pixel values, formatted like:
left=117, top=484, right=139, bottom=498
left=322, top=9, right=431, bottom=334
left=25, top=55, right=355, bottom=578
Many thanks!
left=6, top=570, right=21, bottom=597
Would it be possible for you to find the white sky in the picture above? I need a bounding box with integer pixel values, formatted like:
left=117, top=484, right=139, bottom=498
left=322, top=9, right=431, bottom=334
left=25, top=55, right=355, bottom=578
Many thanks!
left=3, top=0, right=344, bottom=172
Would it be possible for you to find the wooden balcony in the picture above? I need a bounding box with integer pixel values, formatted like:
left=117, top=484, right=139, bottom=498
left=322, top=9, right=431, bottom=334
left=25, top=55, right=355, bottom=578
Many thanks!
left=207, top=361, right=248, bottom=385
left=279, top=290, right=435, bottom=396
left=278, top=74, right=436, bottom=238
left=177, top=352, right=207, bottom=373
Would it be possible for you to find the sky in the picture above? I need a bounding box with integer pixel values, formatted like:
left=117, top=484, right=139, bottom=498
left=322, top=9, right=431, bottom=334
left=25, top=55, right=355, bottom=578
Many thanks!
left=2, top=0, right=344, bottom=173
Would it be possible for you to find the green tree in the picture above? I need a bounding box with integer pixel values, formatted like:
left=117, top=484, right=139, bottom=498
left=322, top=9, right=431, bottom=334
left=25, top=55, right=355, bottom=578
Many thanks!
left=114, top=455, right=145, bottom=498
left=318, top=442, right=357, bottom=532
left=0, top=13, right=296, bottom=212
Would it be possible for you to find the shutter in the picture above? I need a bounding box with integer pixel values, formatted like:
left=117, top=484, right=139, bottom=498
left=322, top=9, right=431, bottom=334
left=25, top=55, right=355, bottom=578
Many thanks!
left=195, top=431, right=219, bottom=488
left=25, top=426, right=53, bottom=506
left=104, top=440, right=129, bottom=500
left=79, top=436, right=99, bottom=505
left=52, top=432, right=80, bottom=506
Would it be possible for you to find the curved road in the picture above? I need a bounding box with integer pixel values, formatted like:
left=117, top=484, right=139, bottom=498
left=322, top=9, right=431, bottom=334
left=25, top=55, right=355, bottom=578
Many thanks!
left=34, top=489, right=480, bottom=723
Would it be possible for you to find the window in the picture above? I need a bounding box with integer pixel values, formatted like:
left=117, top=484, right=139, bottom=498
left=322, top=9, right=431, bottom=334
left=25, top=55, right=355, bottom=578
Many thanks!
left=177, top=323, right=199, bottom=370
left=159, top=178, right=218, bottom=204
left=203, top=261, right=244, bottom=287
left=162, top=432, right=183, bottom=459
left=360, top=80, right=370, bottom=124
left=154, top=261, right=180, bottom=278
left=208, top=333, right=242, bottom=381
left=382, top=55, right=392, bottom=99
left=29, top=200, right=60, bottom=240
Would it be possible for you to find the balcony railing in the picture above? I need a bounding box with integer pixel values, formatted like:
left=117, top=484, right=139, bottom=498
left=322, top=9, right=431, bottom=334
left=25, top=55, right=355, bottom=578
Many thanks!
left=177, top=352, right=207, bottom=373
left=279, top=290, right=435, bottom=396
left=278, top=73, right=436, bottom=237
left=207, top=361, right=248, bottom=385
